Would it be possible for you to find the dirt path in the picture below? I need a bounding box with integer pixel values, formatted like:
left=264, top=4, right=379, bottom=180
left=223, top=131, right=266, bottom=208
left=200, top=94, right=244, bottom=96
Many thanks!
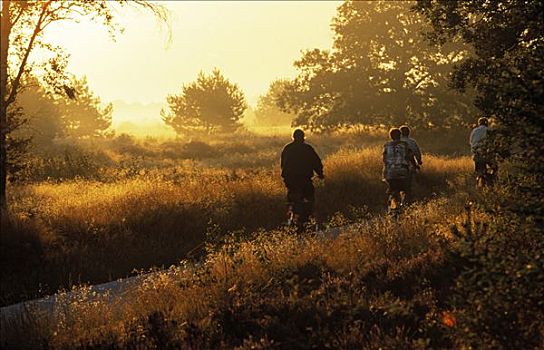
left=0, top=225, right=342, bottom=345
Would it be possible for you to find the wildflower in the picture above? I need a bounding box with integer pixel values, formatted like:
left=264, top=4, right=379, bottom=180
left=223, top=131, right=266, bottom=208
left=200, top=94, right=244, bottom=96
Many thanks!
left=441, top=311, right=456, bottom=328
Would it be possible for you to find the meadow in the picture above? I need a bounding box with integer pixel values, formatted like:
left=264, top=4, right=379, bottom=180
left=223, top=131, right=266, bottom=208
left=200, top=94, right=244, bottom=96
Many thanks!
left=2, top=131, right=542, bottom=349
left=2, top=131, right=470, bottom=306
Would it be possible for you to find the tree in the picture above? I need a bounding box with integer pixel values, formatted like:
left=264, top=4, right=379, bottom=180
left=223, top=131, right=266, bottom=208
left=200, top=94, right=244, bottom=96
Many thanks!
left=58, top=76, right=113, bottom=139
left=162, top=69, right=246, bottom=135
left=5, top=81, right=59, bottom=182
left=0, top=0, right=168, bottom=210
left=12, top=75, right=110, bottom=147
left=278, top=0, right=477, bottom=132
left=414, top=0, right=543, bottom=171
left=6, top=105, right=32, bottom=182
left=413, top=2, right=544, bottom=348
left=254, top=79, right=295, bottom=127
left=162, top=69, right=247, bottom=136
left=12, top=77, right=64, bottom=147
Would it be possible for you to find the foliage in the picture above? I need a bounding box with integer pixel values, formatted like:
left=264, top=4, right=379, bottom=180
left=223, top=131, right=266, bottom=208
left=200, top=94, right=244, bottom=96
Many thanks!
left=413, top=2, right=544, bottom=348
left=162, top=69, right=247, bottom=136
left=451, top=209, right=544, bottom=349
left=0, top=0, right=168, bottom=209
left=414, top=0, right=544, bottom=207
left=11, top=76, right=112, bottom=143
left=11, top=79, right=64, bottom=146
left=416, top=4, right=544, bottom=339
left=6, top=78, right=64, bottom=183
left=278, top=0, right=477, bottom=132
left=58, top=76, right=113, bottom=139
left=254, top=79, right=295, bottom=127
left=4, top=77, right=113, bottom=184
left=5, top=106, right=32, bottom=183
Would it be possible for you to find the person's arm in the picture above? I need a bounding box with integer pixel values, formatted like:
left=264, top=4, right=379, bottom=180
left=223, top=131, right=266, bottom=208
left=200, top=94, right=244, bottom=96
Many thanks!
left=311, top=147, right=324, bottom=178
left=469, top=128, right=476, bottom=149
left=413, top=140, right=422, bottom=165
left=382, top=144, right=387, bottom=179
left=280, top=147, right=286, bottom=178
left=405, top=145, right=417, bottom=168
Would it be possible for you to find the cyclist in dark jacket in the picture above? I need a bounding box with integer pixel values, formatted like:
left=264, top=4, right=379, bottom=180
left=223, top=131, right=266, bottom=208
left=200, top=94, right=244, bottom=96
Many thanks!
left=281, top=129, right=324, bottom=229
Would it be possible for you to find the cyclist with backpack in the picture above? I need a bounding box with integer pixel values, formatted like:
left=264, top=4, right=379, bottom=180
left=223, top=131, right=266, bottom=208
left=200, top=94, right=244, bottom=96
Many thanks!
left=400, top=125, right=422, bottom=169
left=470, top=117, right=497, bottom=186
left=400, top=125, right=422, bottom=200
left=383, top=128, right=414, bottom=213
left=281, top=129, right=324, bottom=231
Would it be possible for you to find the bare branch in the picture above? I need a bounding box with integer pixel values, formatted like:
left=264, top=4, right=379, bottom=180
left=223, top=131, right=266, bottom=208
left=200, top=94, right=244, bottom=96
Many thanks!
left=414, top=72, right=431, bottom=90
left=40, top=15, right=77, bottom=31
left=128, top=0, right=172, bottom=45
left=10, top=4, right=25, bottom=27
left=6, top=0, right=53, bottom=106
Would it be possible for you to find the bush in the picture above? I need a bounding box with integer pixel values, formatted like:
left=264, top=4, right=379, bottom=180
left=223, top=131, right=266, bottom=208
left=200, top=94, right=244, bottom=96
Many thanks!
left=181, top=140, right=219, bottom=159
left=446, top=168, right=544, bottom=349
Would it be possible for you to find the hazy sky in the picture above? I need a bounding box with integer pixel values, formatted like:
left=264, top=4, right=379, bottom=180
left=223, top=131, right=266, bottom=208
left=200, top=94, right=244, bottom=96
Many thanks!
left=43, top=1, right=341, bottom=107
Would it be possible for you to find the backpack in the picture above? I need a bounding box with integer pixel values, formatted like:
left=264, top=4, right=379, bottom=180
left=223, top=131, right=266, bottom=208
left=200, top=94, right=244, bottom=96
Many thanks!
left=384, top=141, right=410, bottom=180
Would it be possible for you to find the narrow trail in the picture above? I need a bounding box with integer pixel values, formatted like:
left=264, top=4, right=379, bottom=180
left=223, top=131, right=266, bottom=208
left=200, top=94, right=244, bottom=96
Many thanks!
left=0, top=223, right=343, bottom=343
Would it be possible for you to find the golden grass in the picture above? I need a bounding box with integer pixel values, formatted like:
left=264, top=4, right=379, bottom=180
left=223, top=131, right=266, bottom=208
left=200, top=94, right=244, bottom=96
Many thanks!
left=4, top=136, right=540, bottom=349
left=34, top=194, right=473, bottom=348
left=9, top=146, right=472, bottom=241
left=2, top=146, right=473, bottom=309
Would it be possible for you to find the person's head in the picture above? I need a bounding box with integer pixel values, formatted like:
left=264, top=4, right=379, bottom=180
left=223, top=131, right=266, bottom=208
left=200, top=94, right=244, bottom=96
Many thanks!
left=478, top=117, right=489, bottom=126
left=293, top=129, right=305, bottom=142
left=399, top=125, right=410, bottom=137
left=389, top=128, right=401, bottom=141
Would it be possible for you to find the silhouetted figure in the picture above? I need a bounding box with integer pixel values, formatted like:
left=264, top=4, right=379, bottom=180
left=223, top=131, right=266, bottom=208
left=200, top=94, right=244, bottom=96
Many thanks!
left=281, top=129, right=324, bottom=231
left=400, top=125, right=422, bottom=202
left=400, top=125, right=422, bottom=167
left=470, top=117, right=497, bottom=186
left=383, top=128, right=414, bottom=213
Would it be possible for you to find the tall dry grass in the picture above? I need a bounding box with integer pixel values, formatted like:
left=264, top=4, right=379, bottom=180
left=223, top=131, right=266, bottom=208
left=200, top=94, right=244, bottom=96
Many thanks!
left=17, top=196, right=475, bottom=349
left=319, top=147, right=472, bottom=215
left=4, top=132, right=541, bottom=349
left=17, top=128, right=469, bottom=183
left=2, top=146, right=472, bottom=307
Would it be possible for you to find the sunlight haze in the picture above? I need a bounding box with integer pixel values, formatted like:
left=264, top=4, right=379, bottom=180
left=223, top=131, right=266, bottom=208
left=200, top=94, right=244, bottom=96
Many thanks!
left=42, top=1, right=341, bottom=133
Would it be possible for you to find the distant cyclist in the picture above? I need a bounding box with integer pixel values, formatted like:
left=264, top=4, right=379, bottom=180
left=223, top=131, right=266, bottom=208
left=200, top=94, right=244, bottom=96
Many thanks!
left=400, top=125, right=422, bottom=201
left=281, top=129, right=324, bottom=231
left=383, top=128, right=414, bottom=213
left=470, top=117, right=496, bottom=186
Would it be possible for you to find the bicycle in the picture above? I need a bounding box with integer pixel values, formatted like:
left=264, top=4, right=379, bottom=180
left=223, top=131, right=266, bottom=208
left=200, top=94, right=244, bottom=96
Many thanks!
left=476, top=161, right=498, bottom=188
left=384, top=167, right=414, bottom=219
left=286, top=198, right=313, bottom=232
left=387, top=189, right=407, bottom=219
left=285, top=176, right=323, bottom=232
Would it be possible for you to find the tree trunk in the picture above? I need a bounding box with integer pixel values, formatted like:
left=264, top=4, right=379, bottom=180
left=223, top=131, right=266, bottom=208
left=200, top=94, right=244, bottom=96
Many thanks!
left=1, top=0, right=11, bottom=213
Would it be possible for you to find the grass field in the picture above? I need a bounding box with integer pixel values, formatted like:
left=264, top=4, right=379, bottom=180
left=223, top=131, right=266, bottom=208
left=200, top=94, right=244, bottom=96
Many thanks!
left=20, top=196, right=473, bottom=349
left=1, top=134, right=472, bottom=308
left=4, top=132, right=541, bottom=349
